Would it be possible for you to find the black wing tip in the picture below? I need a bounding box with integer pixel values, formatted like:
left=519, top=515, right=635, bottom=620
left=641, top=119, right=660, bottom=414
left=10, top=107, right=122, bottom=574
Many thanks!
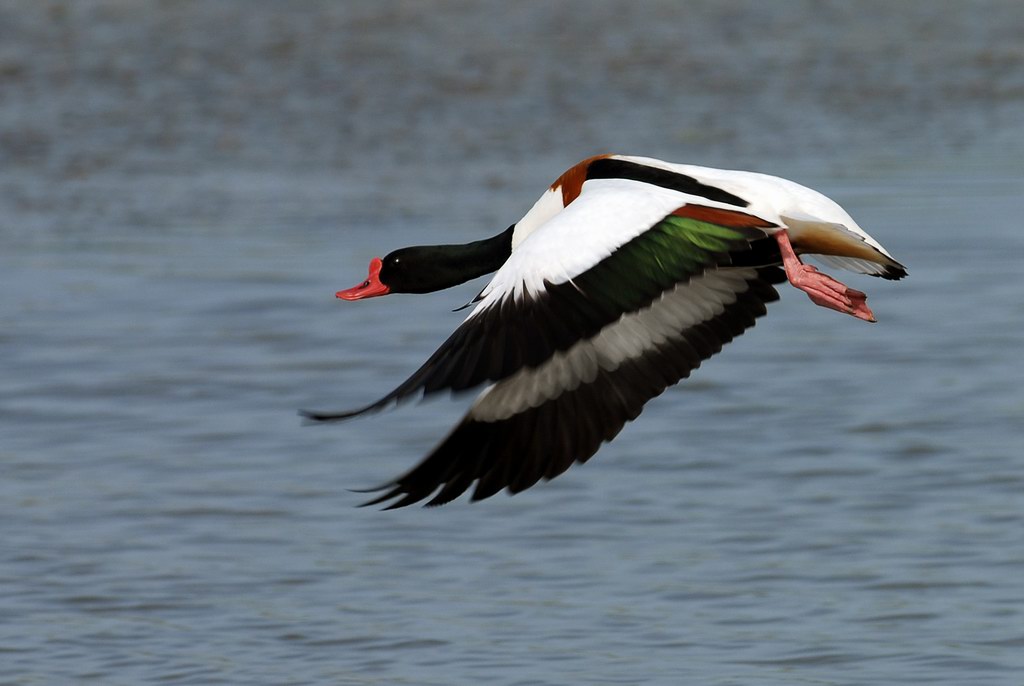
left=298, top=389, right=415, bottom=424
left=878, top=263, right=908, bottom=281
left=354, top=481, right=464, bottom=509
left=354, top=481, right=508, bottom=509
left=358, top=486, right=429, bottom=510
left=298, top=407, right=365, bottom=423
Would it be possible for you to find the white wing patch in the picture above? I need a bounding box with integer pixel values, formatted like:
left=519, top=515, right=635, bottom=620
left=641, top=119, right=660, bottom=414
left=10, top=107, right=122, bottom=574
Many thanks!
left=468, top=180, right=708, bottom=319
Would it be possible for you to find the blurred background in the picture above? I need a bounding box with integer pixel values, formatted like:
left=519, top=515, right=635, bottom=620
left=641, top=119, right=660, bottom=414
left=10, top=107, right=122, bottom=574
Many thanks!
left=2, top=2, right=1023, bottom=684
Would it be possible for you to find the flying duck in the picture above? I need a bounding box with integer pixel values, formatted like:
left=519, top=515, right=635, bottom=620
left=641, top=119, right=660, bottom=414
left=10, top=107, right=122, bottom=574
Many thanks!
left=304, top=155, right=906, bottom=508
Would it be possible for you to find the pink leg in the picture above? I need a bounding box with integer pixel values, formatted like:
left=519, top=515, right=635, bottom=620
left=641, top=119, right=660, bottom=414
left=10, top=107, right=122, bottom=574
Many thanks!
left=774, top=230, right=876, bottom=323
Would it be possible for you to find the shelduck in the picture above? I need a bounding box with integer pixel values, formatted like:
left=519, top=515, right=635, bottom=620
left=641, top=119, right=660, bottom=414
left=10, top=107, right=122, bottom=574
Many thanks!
left=304, top=155, right=906, bottom=508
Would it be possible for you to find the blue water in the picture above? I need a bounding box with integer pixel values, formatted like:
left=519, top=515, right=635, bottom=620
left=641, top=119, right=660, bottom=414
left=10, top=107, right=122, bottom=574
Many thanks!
left=3, top=2, right=1024, bottom=684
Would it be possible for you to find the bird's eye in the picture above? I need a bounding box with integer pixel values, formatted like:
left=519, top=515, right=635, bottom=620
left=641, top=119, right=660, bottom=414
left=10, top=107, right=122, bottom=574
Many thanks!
left=362, top=280, right=370, bottom=287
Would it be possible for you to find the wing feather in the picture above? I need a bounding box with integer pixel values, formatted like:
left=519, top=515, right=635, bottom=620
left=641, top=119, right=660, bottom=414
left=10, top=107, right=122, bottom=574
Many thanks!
left=364, top=266, right=784, bottom=507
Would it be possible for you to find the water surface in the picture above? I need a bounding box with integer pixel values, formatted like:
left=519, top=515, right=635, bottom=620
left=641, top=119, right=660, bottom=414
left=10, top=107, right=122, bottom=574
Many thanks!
left=2, top=2, right=1024, bottom=684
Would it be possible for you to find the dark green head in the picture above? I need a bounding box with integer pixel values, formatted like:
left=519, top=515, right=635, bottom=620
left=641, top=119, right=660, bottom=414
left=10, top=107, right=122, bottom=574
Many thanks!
left=335, top=227, right=514, bottom=300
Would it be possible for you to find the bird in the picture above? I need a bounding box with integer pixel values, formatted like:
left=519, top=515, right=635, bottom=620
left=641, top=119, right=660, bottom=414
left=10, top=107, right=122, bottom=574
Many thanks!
left=303, top=154, right=906, bottom=508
